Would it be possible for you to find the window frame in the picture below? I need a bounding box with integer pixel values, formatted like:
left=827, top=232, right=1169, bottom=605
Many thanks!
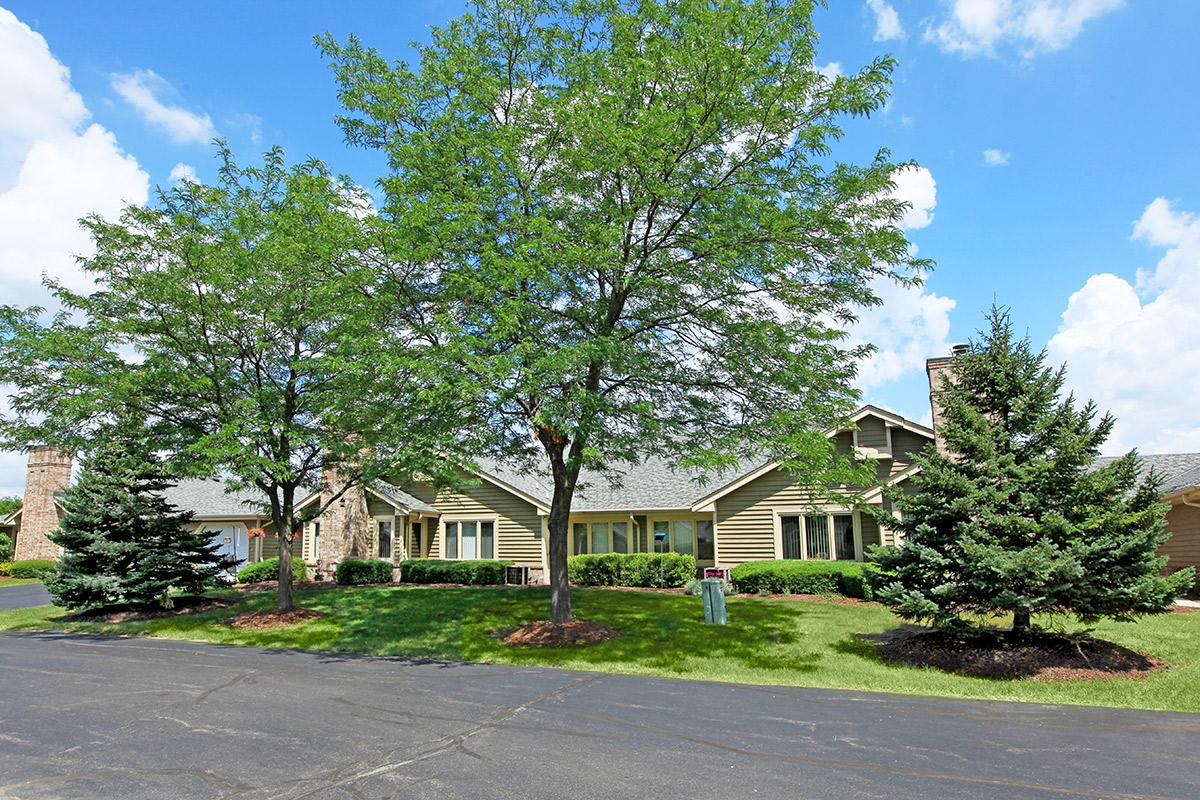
left=440, top=515, right=500, bottom=561
left=646, top=514, right=718, bottom=562
left=571, top=518, right=634, bottom=556
left=773, top=508, right=862, bottom=561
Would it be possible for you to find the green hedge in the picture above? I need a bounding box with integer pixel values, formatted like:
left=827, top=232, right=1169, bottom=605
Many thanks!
left=0, top=561, right=11, bottom=576
left=568, top=553, right=697, bottom=588
left=730, top=560, right=873, bottom=599
left=399, top=559, right=513, bottom=585
left=8, top=559, right=57, bottom=580
left=335, top=559, right=394, bottom=585
left=236, top=557, right=307, bottom=584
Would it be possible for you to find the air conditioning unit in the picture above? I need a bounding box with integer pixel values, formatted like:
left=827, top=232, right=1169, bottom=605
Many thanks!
left=505, top=565, right=531, bottom=586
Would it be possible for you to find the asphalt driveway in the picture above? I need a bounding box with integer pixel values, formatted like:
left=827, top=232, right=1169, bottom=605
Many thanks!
left=0, top=583, right=51, bottom=610
left=0, top=633, right=1196, bottom=799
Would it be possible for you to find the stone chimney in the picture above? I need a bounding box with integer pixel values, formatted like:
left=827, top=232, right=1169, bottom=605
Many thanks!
left=926, top=344, right=967, bottom=453
left=317, top=467, right=373, bottom=563
left=15, top=446, right=73, bottom=561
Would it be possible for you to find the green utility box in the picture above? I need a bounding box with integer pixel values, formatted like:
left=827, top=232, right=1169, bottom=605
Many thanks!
left=701, top=578, right=728, bottom=625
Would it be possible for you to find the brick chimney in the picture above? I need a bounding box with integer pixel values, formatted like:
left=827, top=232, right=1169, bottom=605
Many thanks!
left=926, top=344, right=967, bottom=453
left=317, top=466, right=373, bottom=563
left=15, top=446, right=73, bottom=561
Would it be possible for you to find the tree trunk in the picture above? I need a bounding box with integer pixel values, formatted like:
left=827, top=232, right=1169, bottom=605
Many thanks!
left=547, top=490, right=572, bottom=623
left=278, top=533, right=295, bottom=612
left=1012, top=607, right=1031, bottom=635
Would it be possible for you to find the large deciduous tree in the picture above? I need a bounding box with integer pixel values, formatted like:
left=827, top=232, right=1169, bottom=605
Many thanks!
left=0, top=146, right=466, bottom=611
left=320, top=0, right=921, bottom=622
left=868, top=308, right=1194, bottom=633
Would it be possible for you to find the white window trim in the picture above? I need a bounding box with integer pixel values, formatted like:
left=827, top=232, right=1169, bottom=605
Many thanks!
left=439, top=514, right=501, bottom=560
left=646, top=515, right=716, bottom=561
left=772, top=508, right=861, bottom=562
left=372, top=514, right=398, bottom=562
left=571, top=517, right=637, bottom=556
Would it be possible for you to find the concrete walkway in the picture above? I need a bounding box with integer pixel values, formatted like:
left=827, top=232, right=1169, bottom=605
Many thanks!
left=0, top=632, right=1197, bottom=799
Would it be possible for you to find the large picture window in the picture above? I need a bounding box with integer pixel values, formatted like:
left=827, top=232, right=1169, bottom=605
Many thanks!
left=572, top=520, right=630, bottom=555
left=444, top=520, right=495, bottom=560
left=779, top=512, right=857, bottom=561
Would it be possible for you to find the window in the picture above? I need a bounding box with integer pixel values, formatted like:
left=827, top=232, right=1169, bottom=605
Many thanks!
left=378, top=520, right=393, bottom=559
left=312, top=521, right=321, bottom=560
left=592, top=522, right=610, bottom=554
left=833, top=515, right=854, bottom=560
left=411, top=521, right=422, bottom=558
left=672, top=520, right=694, bottom=555
left=779, top=513, right=858, bottom=561
left=444, top=519, right=495, bottom=560
left=781, top=516, right=801, bottom=559
left=573, top=523, right=589, bottom=555
left=696, top=519, right=714, bottom=561
left=653, top=521, right=670, bottom=553
left=612, top=521, right=629, bottom=554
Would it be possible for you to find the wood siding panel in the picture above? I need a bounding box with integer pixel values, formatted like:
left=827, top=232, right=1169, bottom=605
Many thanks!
left=857, top=417, right=888, bottom=449
left=891, top=429, right=931, bottom=463
left=1163, top=502, right=1200, bottom=572
left=405, top=476, right=544, bottom=567
left=860, top=514, right=882, bottom=550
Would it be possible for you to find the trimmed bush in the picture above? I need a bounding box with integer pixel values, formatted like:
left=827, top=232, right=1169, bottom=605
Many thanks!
left=8, top=559, right=57, bottom=580
left=335, top=559, right=394, bottom=585
left=567, top=553, right=696, bottom=589
left=236, top=557, right=307, bottom=584
left=730, top=560, right=873, bottom=599
left=0, top=562, right=11, bottom=576
left=399, top=559, right=513, bottom=585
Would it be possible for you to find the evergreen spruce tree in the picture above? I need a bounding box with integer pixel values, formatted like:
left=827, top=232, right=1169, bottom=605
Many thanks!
left=868, top=307, right=1194, bottom=634
left=46, top=425, right=237, bottom=611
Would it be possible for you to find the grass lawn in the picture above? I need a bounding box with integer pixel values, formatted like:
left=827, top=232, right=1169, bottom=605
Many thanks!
left=0, top=578, right=44, bottom=587
left=2, top=585, right=1198, bottom=713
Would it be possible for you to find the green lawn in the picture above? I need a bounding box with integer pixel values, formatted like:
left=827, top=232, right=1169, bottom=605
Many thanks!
left=0, top=578, right=44, bottom=587
left=2, top=585, right=1198, bottom=713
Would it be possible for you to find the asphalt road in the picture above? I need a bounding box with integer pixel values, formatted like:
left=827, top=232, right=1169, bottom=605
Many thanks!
left=0, top=633, right=1197, bottom=800
left=0, top=583, right=51, bottom=610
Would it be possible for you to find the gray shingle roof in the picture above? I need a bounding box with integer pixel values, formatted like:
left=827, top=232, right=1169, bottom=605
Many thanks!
left=162, top=478, right=268, bottom=520
left=372, top=481, right=440, bottom=514
left=1094, top=453, right=1200, bottom=496
left=475, top=456, right=751, bottom=511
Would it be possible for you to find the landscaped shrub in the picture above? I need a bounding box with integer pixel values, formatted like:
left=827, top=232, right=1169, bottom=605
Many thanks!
left=335, top=559, right=394, bottom=585
left=236, top=557, right=307, bottom=584
left=399, top=559, right=513, bottom=585
left=0, top=562, right=11, bottom=576
left=730, top=560, right=873, bottom=599
left=8, top=559, right=57, bottom=580
left=567, top=553, right=696, bottom=589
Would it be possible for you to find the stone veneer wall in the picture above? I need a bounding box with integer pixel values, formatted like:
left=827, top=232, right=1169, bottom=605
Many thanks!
left=316, top=470, right=374, bottom=563
left=15, top=446, right=72, bottom=561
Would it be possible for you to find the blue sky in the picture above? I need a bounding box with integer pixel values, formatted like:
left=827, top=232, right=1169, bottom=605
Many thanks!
left=1, top=0, right=1198, bottom=495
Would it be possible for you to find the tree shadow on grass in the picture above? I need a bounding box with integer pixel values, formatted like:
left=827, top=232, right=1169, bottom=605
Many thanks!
left=460, top=588, right=824, bottom=676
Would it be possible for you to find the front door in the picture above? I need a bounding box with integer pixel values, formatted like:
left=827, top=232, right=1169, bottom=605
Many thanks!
left=210, top=524, right=249, bottom=572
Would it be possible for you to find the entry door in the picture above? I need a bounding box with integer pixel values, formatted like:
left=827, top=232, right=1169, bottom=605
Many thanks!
left=211, top=524, right=249, bottom=570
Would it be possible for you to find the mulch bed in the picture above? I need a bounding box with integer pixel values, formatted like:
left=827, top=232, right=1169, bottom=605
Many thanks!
left=498, top=619, right=623, bottom=647
left=863, top=625, right=1165, bottom=681
left=62, top=596, right=233, bottom=624
left=227, top=607, right=325, bottom=630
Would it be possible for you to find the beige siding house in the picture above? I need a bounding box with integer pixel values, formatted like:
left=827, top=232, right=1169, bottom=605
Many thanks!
left=284, top=404, right=935, bottom=581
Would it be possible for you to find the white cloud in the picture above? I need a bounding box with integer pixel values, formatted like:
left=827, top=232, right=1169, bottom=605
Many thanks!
left=866, top=0, right=906, bottom=42
left=852, top=165, right=954, bottom=399
left=0, top=7, right=151, bottom=496
left=168, top=162, right=197, bottom=184
left=1048, top=198, right=1200, bottom=455
left=982, top=148, right=1011, bottom=166
left=889, top=165, right=937, bottom=229
left=816, top=61, right=843, bottom=80
left=112, top=69, right=215, bottom=144
left=924, top=0, right=1124, bottom=58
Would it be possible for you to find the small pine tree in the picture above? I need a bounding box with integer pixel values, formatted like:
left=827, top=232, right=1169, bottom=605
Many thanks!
left=46, top=425, right=238, bottom=611
left=868, top=307, right=1194, bottom=633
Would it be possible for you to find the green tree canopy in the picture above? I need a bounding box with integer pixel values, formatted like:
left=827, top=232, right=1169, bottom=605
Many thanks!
left=46, top=418, right=238, bottom=611
left=0, top=145, right=469, bottom=611
left=320, top=0, right=922, bottom=621
left=868, top=307, right=1194, bottom=633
